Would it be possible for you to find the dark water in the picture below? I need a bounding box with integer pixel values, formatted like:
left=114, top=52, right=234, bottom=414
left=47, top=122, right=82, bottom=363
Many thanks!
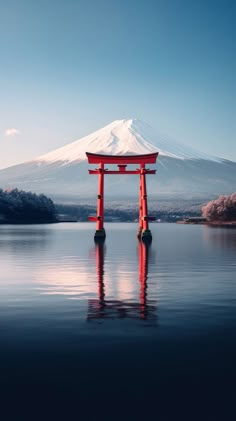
left=0, top=223, right=235, bottom=420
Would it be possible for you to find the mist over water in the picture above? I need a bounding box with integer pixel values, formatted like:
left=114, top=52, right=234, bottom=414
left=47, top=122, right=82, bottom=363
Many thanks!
left=0, top=223, right=235, bottom=420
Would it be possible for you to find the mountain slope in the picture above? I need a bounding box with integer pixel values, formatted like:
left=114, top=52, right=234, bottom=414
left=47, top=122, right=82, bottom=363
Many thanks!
left=0, top=119, right=235, bottom=201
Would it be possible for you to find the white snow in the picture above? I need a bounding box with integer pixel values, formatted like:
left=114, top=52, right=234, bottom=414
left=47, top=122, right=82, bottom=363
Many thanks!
left=34, top=119, right=223, bottom=165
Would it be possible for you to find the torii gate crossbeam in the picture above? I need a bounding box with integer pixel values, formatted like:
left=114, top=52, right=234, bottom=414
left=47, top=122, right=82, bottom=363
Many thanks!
left=86, top=152, right=159, bottom=242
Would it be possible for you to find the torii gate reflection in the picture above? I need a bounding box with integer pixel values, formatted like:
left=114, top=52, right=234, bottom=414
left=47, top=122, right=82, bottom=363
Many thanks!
left=87, top=241, right=157, bottom=323
left=86, top=152, right=159, bottom=241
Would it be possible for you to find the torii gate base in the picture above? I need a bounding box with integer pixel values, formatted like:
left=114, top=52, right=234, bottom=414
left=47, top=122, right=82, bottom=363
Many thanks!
left=86, top=152, right=159, bottom=242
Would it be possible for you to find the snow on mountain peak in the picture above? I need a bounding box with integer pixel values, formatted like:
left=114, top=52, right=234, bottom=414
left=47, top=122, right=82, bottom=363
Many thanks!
left=34, top=119, right=222, bottom=165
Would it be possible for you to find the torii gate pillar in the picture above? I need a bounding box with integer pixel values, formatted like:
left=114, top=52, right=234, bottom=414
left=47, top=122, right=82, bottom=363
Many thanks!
left=95, top=163, right=106, bottom=239
left=86, top=152, right=159, bottom=242
left=137, top=164, right=152, bottom=240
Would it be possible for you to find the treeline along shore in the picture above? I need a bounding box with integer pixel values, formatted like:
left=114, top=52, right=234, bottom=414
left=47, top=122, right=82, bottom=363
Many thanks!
left=0, top=188, right=235, bottom=225
left=179, top=193, right=236, bottom=226
left=0, top=189, right=57, bottom=224
left=0, top=188, right=202, bottom=224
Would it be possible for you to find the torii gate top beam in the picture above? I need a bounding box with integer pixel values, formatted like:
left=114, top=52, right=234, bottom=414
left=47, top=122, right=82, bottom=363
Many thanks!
left=86, top=152, right=159, bottom=165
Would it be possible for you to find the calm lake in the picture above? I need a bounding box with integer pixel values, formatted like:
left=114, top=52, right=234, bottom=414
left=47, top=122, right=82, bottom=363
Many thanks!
left=0, top=223, right=235, bottom=420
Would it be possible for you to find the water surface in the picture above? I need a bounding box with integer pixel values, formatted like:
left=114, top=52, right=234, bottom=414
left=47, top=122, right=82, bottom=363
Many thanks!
left=0, top=223, right=235, bottom=420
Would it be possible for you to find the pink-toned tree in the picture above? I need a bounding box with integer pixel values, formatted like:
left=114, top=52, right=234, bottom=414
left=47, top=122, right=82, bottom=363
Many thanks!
left=202, top=193, right=236, bottom=221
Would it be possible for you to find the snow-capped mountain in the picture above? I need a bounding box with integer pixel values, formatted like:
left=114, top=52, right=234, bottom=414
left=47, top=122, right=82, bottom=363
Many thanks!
left=35, top=119, right=222, bottom=163
left=0, top=119, right=235, bottom=201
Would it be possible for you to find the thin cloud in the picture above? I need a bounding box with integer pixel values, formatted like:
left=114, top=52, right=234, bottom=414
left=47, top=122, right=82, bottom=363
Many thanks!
left=4, top=128, right=20, bottom=137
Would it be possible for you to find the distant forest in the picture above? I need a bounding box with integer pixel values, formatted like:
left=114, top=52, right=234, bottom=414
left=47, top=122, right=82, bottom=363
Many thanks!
left=55, top=203, right=200, bottom=222
left=0, top=188, right=202, bottom=224
left=2, top=188, right=234, bottom=224
left=0, top=189, right=56, bottom=223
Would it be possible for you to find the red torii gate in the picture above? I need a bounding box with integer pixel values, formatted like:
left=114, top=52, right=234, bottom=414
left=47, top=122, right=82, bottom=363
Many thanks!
left=86, top=152, right=159, bottom=241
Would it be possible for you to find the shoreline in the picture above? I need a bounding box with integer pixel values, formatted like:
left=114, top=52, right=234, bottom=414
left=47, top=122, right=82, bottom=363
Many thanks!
left=177, top=220, right=236, bottom=227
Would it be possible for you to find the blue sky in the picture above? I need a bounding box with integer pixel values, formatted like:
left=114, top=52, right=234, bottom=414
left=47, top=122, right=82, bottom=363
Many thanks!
left=0, top=0, right=235, bottom=168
